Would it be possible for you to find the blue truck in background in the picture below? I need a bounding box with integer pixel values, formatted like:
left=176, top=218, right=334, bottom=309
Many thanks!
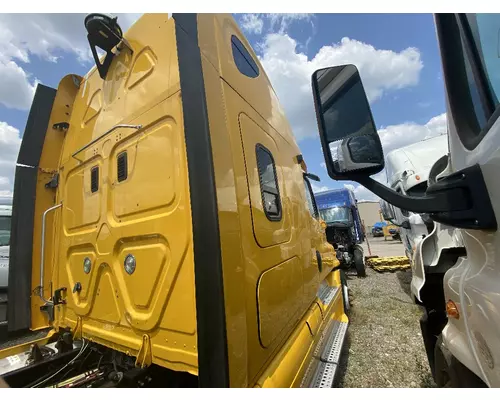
left=315, top=188, right=366, bottom=277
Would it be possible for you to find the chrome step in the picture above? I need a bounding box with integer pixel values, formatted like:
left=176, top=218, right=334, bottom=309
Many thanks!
left=320, top=321, right=347, bottom=363
left=318, top=284, right=339, bottom=306
left=301, top=320, right=348, bottom=388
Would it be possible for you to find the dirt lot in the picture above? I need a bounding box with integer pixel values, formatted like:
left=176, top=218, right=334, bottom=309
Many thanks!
left=335, top=236, right=436, bottom=388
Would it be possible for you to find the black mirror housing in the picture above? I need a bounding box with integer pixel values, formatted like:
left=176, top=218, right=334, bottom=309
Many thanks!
left=401, top=220, right=411, bottom=230
left=311, top=64, right=385, bottom=181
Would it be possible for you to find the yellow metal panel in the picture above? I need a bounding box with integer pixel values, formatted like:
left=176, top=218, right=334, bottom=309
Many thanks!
left=30, top=74, right=81, bottom=330
left=257, top=257, right=303, bottom=347
left=239, top=113, right=292, bottom=248
left=305, top=303, right=323, bottom=337
left=49, top=15, right=198, bottom=375
left=0, top=330, right=56, bottom=360
left=255, top=281, right=347, bottom=388
left=198, top=49, right=250, bottom=387
left=110, top=120, right=176, bottom=218
left=63, top=161, right=101, bottom=230
left=258, top=317, right=314, bottom=388
left=197, top=14, right=342, bottom=387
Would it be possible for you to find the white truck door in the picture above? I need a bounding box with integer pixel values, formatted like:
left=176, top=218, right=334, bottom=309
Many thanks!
left=439, top=14, right=500, bottom=387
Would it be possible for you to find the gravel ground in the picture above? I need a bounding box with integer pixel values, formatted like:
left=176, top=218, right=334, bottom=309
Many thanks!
left=335, top=238, right=436, bottom=388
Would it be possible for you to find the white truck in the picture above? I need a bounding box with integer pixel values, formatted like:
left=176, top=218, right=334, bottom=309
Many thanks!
left=312, top=13, right=500, bottom=388
left=381, top=134, right=450, bottom=263
left=0, top=199, right=11, bottom=331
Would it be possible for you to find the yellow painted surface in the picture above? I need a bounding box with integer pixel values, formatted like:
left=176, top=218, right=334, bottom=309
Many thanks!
left=0, top=330, right=56, bottom=360
left=198, top=14, right=343, bottom=387
left=49, top=15, right=198, bottom=374
left=31, top=75, right=81, bottom=330
left=12, top=13, right=347, bottom=387
left=255, top=274, right=348, bottom=388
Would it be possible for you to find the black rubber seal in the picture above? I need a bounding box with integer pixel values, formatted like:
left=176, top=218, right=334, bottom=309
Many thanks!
left=172, top=14, right=230, bottom=388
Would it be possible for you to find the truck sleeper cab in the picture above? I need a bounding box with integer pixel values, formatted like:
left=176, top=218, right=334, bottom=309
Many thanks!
left=1, top=14, right=348, bottom=388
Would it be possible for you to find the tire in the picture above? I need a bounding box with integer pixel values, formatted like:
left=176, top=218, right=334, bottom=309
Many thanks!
left=353, top=247, right=366, bottom=277
left=340, top=270, right=350, bottom=314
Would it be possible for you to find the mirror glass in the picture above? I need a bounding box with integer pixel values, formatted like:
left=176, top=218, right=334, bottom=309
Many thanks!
left=312, top=64, right=384, bottom=178
left=379, top=199, right=396, bottom=221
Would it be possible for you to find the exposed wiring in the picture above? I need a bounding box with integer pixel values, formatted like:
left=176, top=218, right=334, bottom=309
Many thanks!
left=31, top=339, right=88, bottom=388
left=97, top=354, right=104, bottom=370
left=78, top=348, right=95, bottom=372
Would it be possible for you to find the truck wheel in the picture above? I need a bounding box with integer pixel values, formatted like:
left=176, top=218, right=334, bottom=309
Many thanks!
left=340, top=270, right=350, bottom=314
left=353, top=247, right=366, bottom=277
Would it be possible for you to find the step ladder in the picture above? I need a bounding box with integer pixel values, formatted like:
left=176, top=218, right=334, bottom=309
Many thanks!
left=301, top=319, right=348, bottom=388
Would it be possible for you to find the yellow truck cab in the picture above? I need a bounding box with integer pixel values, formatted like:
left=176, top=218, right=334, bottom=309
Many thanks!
left=0, top=13, right=348, bottom=388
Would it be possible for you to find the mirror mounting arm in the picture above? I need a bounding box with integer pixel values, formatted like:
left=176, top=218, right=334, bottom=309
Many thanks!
left=355, top=164, right=497, bottom=231
left=355, top=175, right=467, bottom=213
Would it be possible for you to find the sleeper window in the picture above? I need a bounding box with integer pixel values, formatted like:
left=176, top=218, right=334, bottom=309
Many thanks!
left=231, top=35, right=259, bottom=78
left=256, top=144, right=281, bottom=221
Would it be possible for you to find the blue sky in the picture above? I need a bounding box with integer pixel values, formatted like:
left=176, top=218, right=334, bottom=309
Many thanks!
left=0, top=13, right=447, bottom=201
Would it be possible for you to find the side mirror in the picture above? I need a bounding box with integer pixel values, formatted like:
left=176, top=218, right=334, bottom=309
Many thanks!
left=311, top=65, right=384, bottom=181
left=401, top=220, right=411, bottom=230
left=310, top=65, right=496, bottom=231
left=379, top=199, right=396, bottom=221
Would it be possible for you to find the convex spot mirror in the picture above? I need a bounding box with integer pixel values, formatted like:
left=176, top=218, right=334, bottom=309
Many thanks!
left=380, top=199, right=396, bottom=221
left=312, top=64, right=384, bottom=180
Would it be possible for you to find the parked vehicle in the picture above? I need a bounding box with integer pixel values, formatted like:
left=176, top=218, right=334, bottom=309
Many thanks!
left=371, top=221, right=386, bottom=237
left=2, top=12, right=499, bottom=389
left=0, top=13, right=349, bottom=388
left=0, top=203, right=11, bottom=331
left=381, top=135, right=449, bottom=262
left=311, top=13, right=500, bottom=388
left=315, top=188, right=366, bottom=277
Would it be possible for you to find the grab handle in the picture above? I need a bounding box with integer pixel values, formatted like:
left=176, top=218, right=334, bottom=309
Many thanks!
left=71, top=124, right=142, bottom=159
left=39, top=203, right=62, bottom=304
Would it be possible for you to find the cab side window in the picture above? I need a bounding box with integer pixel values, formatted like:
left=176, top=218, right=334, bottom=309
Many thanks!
left=441, top=14, right=500, bottom=149
left=256, top=144, right=281, bottom=221
left=231, top=35, right=259, bottom=78
left=303, top=177, right=318, bottom=218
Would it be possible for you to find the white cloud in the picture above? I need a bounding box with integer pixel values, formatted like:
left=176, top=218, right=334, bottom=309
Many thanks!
left=267, top=14, right=313, bottom=34
left=0, top=14, right=141, bottom=64
left=240, top=13, right=313, bottom=35
left=311, top=182, right=331, bottom=193
left=0, top=60, right=38, bottom=110
left=0, top=13, right=142, bottom=110
left=259, top=33, right=423, bottom=141
left=0, top=121, right=22, bottom=198
left=320, top=162, right=326, bottom=170
left=240, top=14, right=264, bottom=34
left=350, top=185, right=379, bottom=202
left=344, top=170, right=386, bottom=202
left=378, top=113, right=447, bottom=154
